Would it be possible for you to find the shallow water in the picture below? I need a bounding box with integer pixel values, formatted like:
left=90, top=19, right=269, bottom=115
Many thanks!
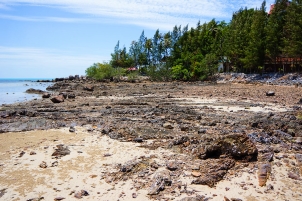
left=0, top=78, right=53, bottom=105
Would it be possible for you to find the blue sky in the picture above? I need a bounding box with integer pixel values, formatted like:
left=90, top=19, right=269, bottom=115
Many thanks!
left=0, top=0, right=274, bottom=78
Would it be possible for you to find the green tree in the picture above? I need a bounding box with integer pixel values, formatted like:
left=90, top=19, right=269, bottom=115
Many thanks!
left=85, top=63, right=99, bottom=78
left=244, top=1, right=267, bottom=73
left=283, top=0, right=302, bottom=71
left=265, top=0, right=288, bottom=72
left=85, top=62, right=115, bottom=81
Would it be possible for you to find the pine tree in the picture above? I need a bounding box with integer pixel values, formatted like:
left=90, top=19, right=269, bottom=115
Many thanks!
left=283, top=0, right=302, bottom=71
left=265, top=0, right=288, bottom=72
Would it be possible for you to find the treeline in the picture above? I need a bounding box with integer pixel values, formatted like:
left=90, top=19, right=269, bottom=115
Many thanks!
left=86, top=0, right=302, bottom=81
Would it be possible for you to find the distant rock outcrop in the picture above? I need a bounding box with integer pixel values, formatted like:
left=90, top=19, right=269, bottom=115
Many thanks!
left=25, top=88, right=45, bottom=94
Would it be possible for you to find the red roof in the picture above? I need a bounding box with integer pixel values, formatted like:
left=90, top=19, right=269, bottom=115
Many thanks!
left=275, top=57, right=302, bottom=62
left=268, top=2, right=290, bottom=15
left=127, top=67, right=137, bottom=71
left=268, top=4, right=275, bottom=15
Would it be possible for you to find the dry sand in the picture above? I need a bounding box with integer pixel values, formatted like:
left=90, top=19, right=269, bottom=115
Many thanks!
left=1, top=127, right=302, bottom=201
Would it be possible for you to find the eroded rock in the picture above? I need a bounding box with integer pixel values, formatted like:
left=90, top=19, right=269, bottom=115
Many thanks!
left=191, top=158, right=235, bottom=187
left=120, top=159, right=140, bottom=172
left=148, top=170, right=171, bottom=195
left=42, top=93, right=51, bottom=98
left=74, top=190, right=89, bottom=199
left=257, top=163, right=271, bottom=186
left=197, top=134, right=258, bottom=161
left=25, top=88, right=45, bottom=94
left=51, top=144, right=71, bottom=158
left=50, top=95, right=64, bottom=103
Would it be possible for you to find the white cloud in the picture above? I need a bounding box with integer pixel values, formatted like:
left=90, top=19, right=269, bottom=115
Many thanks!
left=0, top=0, right=275, bottom=30
left=0, top=13, right=101, bottom=23
left=0, top=46, right=109, bottom=78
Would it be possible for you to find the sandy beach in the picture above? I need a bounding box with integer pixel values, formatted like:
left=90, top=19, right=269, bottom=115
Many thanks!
left=1, top=126, right=301, bottom=201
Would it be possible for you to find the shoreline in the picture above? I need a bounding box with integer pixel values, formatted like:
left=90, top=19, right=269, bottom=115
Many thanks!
left=0, top=79, right=54, bottom=106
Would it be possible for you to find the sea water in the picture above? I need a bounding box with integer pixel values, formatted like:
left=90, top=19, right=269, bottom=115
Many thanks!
left=0, top=78, right=53, bottom=105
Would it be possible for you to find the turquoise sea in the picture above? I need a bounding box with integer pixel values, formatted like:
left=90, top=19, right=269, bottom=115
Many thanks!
left=0, top=78, right=54, bottom=105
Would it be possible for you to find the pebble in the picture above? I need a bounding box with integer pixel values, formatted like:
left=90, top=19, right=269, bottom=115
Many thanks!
left=191, top=171, right=202, bottom=177
left=39, top=161, right=47, bottom=168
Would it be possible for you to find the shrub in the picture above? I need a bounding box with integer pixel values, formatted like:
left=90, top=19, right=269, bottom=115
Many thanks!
left=85, top=62, right=114, bottom=81
left=127, top=71, right=139, bottom=82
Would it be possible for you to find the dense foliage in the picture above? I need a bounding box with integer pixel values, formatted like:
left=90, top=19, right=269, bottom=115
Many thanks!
left=85, top=62, right=126, bottom=81
left=86, top=0, right=302, bottom=81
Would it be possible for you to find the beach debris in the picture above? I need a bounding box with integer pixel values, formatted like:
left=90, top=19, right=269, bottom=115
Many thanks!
left=148, top=170, right=171, bottom=195
left=51, top=144, right=71, bottom=158
left=134, top=137, right=144, bottom=143
left=288, top=172, right=301, bottom=180
left=296, top=154, right=302, bottom=174
left=224, top=197, right=230, bottom=201
left=192, top=171, right=202, bottom=177
left=51, top=161, right=58, bottom=167
left=163, top=122, right=174, bottom=129
left=257, top=163, right=271, bottom=186
left=54, top=197, right=65, bottom=201
left=68, top=93, right=76, bottom=99
left=179, top=195, right=206, bottom=201
left=0, top=189, right=7, bottom=198
left=39, top=161, right=47, bottom=168
left=26, top=197, right=44, bottom=201
left=132, top=193, right=137, bottom=198
left=89, top=175, right=97, bottom=178
left=266, top=91, right=275, bottom=96
left=30, top=151, right=36, bottom=155
left=166, top=160, right=179, bottom=171
left=258, top=151, right=274, bottom=162
left=74, top=190, right=89, bottom=199
left=19, top=151, right=25, bottom=157
left=120, top=159, right=140, bottom=172
left=69, top=126, right=75, bottom=132
left=198, top=129, right=207, bottom=134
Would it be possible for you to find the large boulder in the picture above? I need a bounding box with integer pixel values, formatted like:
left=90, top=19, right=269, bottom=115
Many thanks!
left=50, top=95, right=64, bottom=103
left=42, top=93, right=51, bottom=98
left=54, top=78, right=64, bottom=82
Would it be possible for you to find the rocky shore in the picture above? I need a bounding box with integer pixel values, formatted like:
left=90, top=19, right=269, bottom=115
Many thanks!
left=1, top=74, right=302, bottom=200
